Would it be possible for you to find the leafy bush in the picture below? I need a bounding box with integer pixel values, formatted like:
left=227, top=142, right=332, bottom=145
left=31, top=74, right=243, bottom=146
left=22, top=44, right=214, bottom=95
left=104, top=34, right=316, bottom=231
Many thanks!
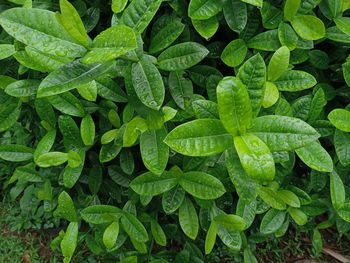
left=1, top=0, right=350, bottom=262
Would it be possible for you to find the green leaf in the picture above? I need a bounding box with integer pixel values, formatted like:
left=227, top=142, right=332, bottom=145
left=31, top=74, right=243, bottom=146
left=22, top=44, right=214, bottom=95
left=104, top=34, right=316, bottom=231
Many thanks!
left=221, top=39, right=247, bottom=67
left=273, top=70, right=317, bottom=91
left=247, top=30, right=281, bottom=51
left=338, top=203, right=350, bottom=222
left=291, top=15, right=325, bottom=40
left=149, top=15, right=185, bottom=54
left=179, top=171, right=226, bottom=200
left=284, top=0, right=301, bottom=21
left=82, top=25, right=137, bottom=64
left=48, top=92, right=85, bottom=117
left=58, top=115, right=83, bottom=149
left=244, top=249, right=258, bottom=263
left=0, top=8, right=86, bottom=58
left=179, top=197, right=199, bottom=240
left=217, top=76, right=252, bottom=136
left=37, top=60, right=114, bottom=97
left=278, top=22, right=298, bottom=51
left=328, top=109, right=350, bottom=132
left=0, top=44, right=16, bottom=60
left=192, top=16, right=219, bottom=40
left=248, top=115, right=320, bottom=151
left=123, top=117, right=148, bottom=147
left=99, top=142, right=122, bottom=163
left=223, top=0, right=247, bottom=33
left=237, top=54, right=266, bottom=117
left=57, top=191, right=78, bottom=222
left=61, top=222, right=78, bottom=263
left=288, top=207, right=307, bottom=225
left=80, top=114, right=95, bottom=146
left=140, top=127, right=169, bottom=176
left=168, top=71, right=193, bottom=110
left=158, top=42, right=209, bottom=71
left=330, top=170, right=345, bottom=210
left=164, top=119, right=232, bottom=156
left=335, top=17, right=350, bottom=36
left=80, top=205, right=122, bottom=224
left=236, top=198, right=257, bottom=228
left=262, top=82, right=279, bottom=108
left=103, top=221, right=119, bottom=248
left=192, top=99, right=219, bottom=119
left=120, top=0, right=162, bottom=33
left=217, top=227, right=242, bottom=251
left=162, top=185, right=185, bottom=214
left=36, top=152, right=68, bottom=167
left=130, top=172, right=178, bottom=196
left=268, top=46, right=290, bottom=81
left=151, top=220, right=167, bottom=246
left=334, top=130, right=350, bottom=166
left=308, top=88, right=326, bottom=123
left=67, top=150, right=82, bottom=168
left=188, top=0, right=222, bottom=20
left=5, top=79, right=40, bottom=98
left=121, top=212, right=149, bottom=242
left=57, top=0, right=89, bottom=47
left=234, top=134, right=275, bottom=182
left=131, top=59, right=165, bottom=110
left=260, top=209, right=286, bottom=234
left=226, top=147, right=259, bottom=204
left=260, top=2, right=283, bottom=29
left=258, top=187, right=286, bottom=210
left=205, top=221, right=217, bottom=254
left=295, top=141, right=333, bottom=172
left=214, top=214, right=246, bottom=231
left=0, top=144, right=33, bottom=162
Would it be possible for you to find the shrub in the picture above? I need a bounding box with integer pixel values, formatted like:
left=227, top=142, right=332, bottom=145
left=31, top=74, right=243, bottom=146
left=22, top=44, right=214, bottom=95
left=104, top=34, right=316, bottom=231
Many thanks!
left=1, top=0, right=350, bottom=262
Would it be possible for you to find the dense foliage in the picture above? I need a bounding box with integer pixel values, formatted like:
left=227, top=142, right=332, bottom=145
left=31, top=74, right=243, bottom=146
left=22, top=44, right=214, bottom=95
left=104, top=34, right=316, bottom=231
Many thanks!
left=1, top=0, right=350, bottom=262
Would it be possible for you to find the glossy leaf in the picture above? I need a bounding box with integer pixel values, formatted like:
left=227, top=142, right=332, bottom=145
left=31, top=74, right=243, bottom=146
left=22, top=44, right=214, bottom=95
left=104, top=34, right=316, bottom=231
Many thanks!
left=328, top=109, right=350, bottom=132
left=291, top=15, right=325, bottom=40
left=188, top=0, right=222, bottom=20
left=80, top=114, right=95, bottom=146
left=179, top=197, right=199, bottom=240
left=267, top=46, right=290, bottom=81
left=0, top=144, right=33, bottom=162
left=221, top=39, right=247, bottom=67
left=274, top=70, right=316, bottom=91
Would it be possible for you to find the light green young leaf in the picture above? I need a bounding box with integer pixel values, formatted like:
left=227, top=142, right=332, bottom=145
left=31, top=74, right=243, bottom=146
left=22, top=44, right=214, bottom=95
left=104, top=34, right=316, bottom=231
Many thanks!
left=82, top=25, right=137, bottom=64
left=273, top=70, right=316, bottom=91
left=34, top=130, right=56, bottom=161
left=0, top=44, right=16, bottom=60
left=80, top=205, right=122, bottom=224
left=234, top=134, right=275, bottom=182
left=214, top=214, right=246, bottom=231
left=57, top=0, right=89, bottom=47
left=103, top=221, right=119, bottom=248
left=295, top=141, right=333, bottom=172
left=247, top=30, right=281, bottom=51
left=130, top=172, right=178, bottom=196
left=277, top=190, right=300, bottom=208
left=140, top=127, right=169, bottom=176
left=188, top=0, right=222, bottom=20
left=123, top=117, right=148, bottom=147
left=121, top=212, right=149, bottom=242
left=221, top=39, right=247, bottom=67
left=244, top=248, right=258, bottom=263
left=158, top=42, right=209, bottom=71
left=164, top=119, right=232, bottom=156
left=131, top=59, right=165, bottom=110
left=37, top=60, right=114, bottom=97
left=308, top=88, right=326, bottom=123
left=328, top=109, right=350, bottom=132
left=76, top=81, right=97, bottom=101
left=291, top=15, right=325, bottom=40
left=61, top=222, right=78, bottom=263
left=278, top=22, right=298, bottom=51
left=268, top=46, right=290, bottom=81
left=67, top=150, right=82, bottom=168
left=36, top=152, right=68, bottom=167
left=179, top=171, right=226, bottom=200
left=258, top=187, right=286, bottom=210
left=262, top=82, right=279, bottom=108
left=241, top=0, right=262, bottom=7
left=248, top=115, right=320, bottom=151
left=334, top=130, right=350, bottom=166
left=112, top=0, right=128, bottom=13
left=0, top=8, right=86, bottom=58
left=179, top=197, right=199, bottom=240
left=288, top=207, right=307, bottom=225
left=205, top=221, right=217, bottom=254
left=217, top=76, right=252, bottom=136
left=237, top=53, right=266, bottom=117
